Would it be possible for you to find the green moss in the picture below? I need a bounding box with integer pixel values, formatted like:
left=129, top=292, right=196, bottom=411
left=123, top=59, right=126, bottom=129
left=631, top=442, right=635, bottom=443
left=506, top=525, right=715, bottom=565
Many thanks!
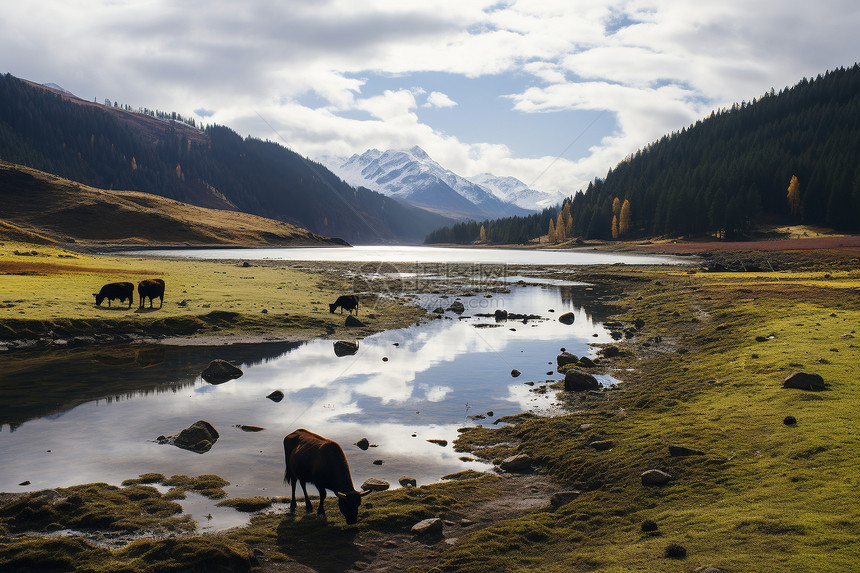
left=444, top=265, right=860, bottom=572
left=216, top=496, right=287, bottom=513
left=162, top=474, right=230, bottom=499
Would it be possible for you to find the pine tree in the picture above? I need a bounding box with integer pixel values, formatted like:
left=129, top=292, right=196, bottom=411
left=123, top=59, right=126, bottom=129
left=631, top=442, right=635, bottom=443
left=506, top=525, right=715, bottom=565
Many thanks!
left=787, top=175, right=801, bottom=216
left=548, top=219, right=557, bottom=243
left=556, top=213, right=566, bottom=242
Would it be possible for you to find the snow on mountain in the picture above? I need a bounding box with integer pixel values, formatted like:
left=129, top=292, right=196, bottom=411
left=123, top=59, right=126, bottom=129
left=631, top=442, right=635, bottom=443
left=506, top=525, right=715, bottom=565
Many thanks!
left=468, top=173, right=567, bottom=211
left=322, top=146, right=538, bottom=221
left=42, top=83, right=76, bottom=97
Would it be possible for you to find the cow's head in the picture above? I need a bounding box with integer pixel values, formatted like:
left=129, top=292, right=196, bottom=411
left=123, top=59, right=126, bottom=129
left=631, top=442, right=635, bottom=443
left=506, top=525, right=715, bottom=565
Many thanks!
left=93, top=293, right=103, bottom=306
left=329, top=303, right=337, bottom=313
left=336, top=489, right=370, bottom=524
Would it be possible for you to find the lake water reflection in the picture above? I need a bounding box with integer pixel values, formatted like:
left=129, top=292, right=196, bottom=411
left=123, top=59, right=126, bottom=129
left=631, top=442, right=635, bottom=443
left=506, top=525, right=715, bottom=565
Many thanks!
left=1, top=281, right=620, bottom=530
left=132, top=244, right=685, bottom=266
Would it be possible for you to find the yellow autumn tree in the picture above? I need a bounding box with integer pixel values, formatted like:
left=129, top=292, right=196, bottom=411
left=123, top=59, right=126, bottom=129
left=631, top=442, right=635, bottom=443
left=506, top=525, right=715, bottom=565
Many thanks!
left=548, top=219, right=557, bottom=243
left=619, top=200, right=631, bottom=236
left=786, top=175, right=801, bottom=216
left=561, top=202, right=573, bottom=235
left=611, top=215, right=619, bottom=239
left=556, top=213, right=566, bottom=242
left=479, top=225, right=487, bottom=243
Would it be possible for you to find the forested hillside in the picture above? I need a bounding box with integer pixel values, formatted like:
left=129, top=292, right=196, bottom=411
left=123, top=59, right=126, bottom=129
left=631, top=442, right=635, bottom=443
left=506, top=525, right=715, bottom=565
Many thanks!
left=0, top=74, right=452, bottom=244
left=427, top=64, right=860, bottom=244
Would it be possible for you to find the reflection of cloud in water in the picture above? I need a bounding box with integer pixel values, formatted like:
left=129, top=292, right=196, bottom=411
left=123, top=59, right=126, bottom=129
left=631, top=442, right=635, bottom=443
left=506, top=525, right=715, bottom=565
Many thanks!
left=0, top=282, right=616, bottom=497
left=423, top=385, right=452, bottom=402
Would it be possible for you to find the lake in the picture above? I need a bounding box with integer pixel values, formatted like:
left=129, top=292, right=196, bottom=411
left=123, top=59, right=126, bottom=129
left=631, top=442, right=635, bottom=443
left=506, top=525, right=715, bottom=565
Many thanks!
left=131, top=244, right=686, bottom=266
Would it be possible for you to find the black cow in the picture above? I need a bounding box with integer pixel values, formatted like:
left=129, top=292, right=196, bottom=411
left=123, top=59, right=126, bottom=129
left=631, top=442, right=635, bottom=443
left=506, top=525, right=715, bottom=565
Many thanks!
left=329, top=294, right=359, bottom=315
left=93, top=282, right=134, bottom=308
left=138, top=279, right=165, bottom=309
left=283, top=429, right=370, bottom=524
left=93, top=283, right=134, bottom=308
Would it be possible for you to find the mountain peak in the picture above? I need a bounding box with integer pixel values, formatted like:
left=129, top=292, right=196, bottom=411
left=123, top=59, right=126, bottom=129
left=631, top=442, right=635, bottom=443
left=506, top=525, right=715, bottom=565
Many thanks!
left=408, top=145, right=430, bottom=160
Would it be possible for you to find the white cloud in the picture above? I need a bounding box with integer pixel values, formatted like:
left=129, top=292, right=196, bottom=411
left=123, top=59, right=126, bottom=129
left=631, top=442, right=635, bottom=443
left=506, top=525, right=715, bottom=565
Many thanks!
left=423, top=92, right=457, bottom=108
left=1, top=0, right=859, bottom=196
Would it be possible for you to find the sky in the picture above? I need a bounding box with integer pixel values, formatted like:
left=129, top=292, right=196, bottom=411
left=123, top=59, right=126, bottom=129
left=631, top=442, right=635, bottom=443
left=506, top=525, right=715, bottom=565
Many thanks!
left=2, top=1, right=859, bottom=195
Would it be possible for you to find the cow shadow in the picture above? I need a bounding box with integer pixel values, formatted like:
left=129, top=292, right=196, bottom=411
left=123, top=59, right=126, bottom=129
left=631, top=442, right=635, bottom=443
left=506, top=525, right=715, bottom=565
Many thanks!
left=276, top=513, right=363, bottom=573
left=134, top=307, right=161, bottom=314
left=94, top=305, right=133, bottom=312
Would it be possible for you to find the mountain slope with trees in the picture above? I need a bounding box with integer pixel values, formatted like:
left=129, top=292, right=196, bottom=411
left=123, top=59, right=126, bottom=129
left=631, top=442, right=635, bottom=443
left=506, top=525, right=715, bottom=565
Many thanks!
left=427, top=64, right=860, bottom=245
left=0, top=74, right=453, bottom=244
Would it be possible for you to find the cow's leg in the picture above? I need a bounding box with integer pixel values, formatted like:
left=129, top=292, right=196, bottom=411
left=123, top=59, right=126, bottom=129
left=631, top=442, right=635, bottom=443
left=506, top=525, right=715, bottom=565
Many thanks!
left=289, top=478, right=298, bottom=514
left=299, top=480, right=313, bottom=513
left=316, top=485, right=327, bottom=517
left=158, top=295, right=163, bottom=309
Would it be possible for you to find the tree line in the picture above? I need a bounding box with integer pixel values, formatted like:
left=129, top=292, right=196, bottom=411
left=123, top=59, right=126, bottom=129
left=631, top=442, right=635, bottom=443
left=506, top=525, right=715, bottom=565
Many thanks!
left=426, top=64, right=860, bottom=244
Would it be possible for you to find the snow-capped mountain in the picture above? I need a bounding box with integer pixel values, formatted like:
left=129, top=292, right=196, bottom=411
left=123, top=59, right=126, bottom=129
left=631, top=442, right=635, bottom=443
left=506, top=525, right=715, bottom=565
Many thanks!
left=467, top=173, right=566, bottom=211
left=322, top=146, right=542, bottom=221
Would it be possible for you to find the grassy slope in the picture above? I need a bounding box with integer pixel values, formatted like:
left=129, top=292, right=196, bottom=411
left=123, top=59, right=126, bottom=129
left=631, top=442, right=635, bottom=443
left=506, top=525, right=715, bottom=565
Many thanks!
left=0, top=160, right=342, bottom=246
left=444, top=262, right=860, bottom=572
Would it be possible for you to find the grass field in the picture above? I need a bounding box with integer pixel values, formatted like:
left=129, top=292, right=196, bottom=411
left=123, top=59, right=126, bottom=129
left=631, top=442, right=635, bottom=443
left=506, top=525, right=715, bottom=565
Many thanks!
left=0, top=241, right=422, bottom=342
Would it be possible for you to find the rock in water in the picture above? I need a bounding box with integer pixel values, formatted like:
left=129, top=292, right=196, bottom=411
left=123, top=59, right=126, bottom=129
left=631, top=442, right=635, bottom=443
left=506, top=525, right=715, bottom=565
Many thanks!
left=782, top=371, right=826, bottom=390
left=174, top=420, right=219, bottom=453
left=558, top=312, right=575, bottom=324
left=563, top=369, right=600, bottom=391
left=355, top=437, right=370, bottom=450
left=201, top=360, right=243, bottom=384
left=266, top=390, right=284, bottom=402
left=557, top=351, right=578, bottom=368
left=333, top=340, right=359, bottom=357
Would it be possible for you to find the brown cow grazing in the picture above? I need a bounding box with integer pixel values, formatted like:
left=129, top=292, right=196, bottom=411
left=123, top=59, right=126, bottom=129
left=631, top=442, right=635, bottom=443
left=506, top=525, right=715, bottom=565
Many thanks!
left=138, top=279, right=165, bottom=309
left=283, top=429, right=370, bottom=524
left=329, top=294, right=359, bottom=315
left=93, top=282, right=134, bottom=308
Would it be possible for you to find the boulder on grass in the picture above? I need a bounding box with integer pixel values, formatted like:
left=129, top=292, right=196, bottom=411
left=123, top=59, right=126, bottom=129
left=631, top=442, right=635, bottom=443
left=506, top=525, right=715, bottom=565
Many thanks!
left=668, top=444, right=704, bottom=457
left=360, top=478, right=390, bottom=492
left=345, top=315, right=365, bottom=327
left=641, top=469, right=672, bottom=486
left=550, top=490, right=582, bottom=508
left=782, top=372, right=826, bottom=391
left=564, top=369, right=600, bottom=391
left=201, top=360, right=243, bottom=384
left=499, top=454, right=532, bottom=472
left=412, top=517, right=443, bottom=536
